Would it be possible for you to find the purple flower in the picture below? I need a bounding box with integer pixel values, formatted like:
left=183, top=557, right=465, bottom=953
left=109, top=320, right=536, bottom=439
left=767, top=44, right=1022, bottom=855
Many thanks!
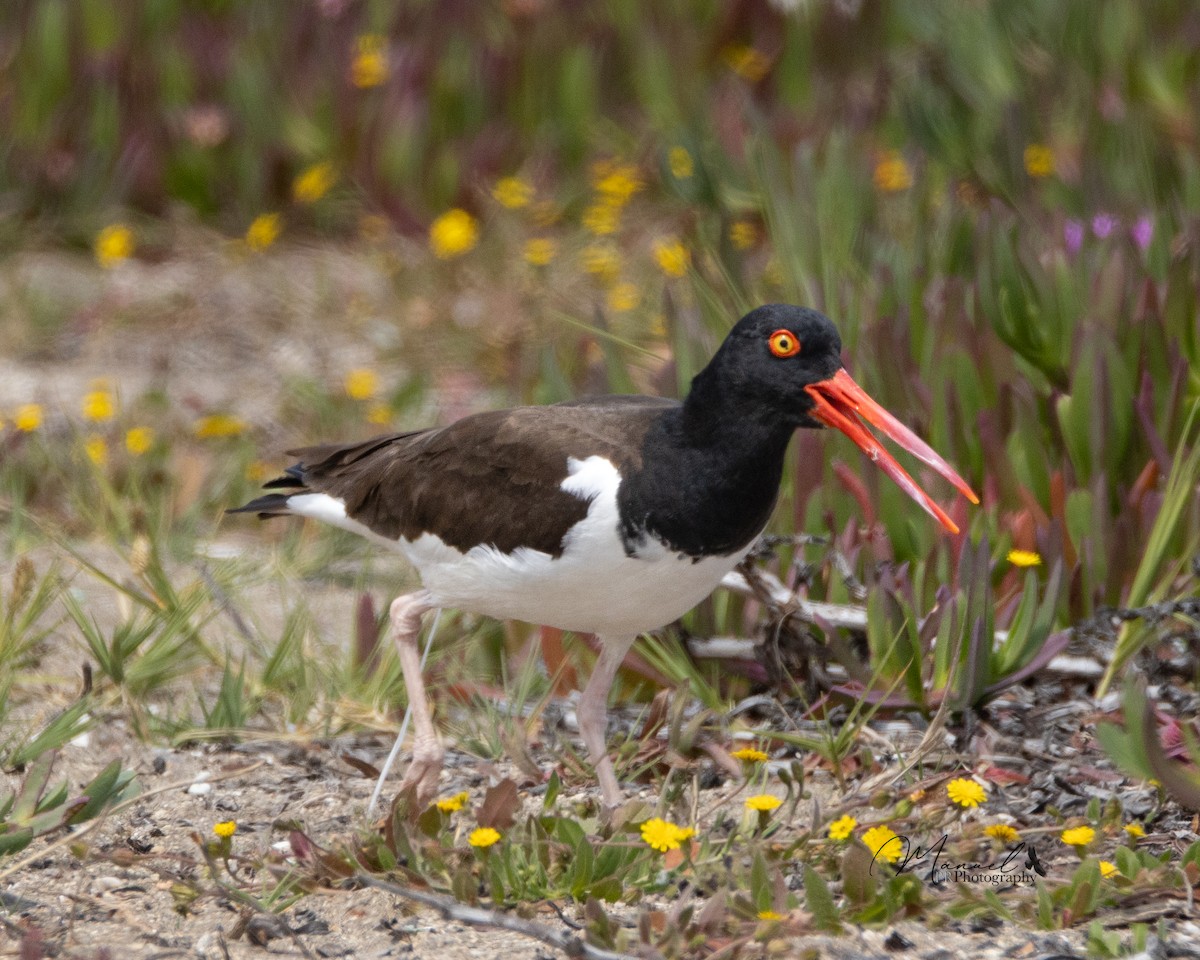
left=1092, top=213, right=1116, bottom=239
left=1131, top=215, right=1153, bottom=251
left=1064, top=220, right=1084, bottom=254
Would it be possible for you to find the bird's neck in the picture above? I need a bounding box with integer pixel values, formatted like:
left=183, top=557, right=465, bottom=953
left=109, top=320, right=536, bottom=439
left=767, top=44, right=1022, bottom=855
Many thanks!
left=617, top=372, right=796, bottom=558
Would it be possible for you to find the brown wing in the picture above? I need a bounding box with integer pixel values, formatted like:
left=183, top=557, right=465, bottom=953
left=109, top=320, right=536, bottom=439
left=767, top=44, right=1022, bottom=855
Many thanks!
left=281, top=396, right=677, bottom=557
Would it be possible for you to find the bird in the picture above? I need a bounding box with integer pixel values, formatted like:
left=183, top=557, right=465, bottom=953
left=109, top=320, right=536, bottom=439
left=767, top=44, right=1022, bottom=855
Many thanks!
left=232, top=304, right=977, bottom=810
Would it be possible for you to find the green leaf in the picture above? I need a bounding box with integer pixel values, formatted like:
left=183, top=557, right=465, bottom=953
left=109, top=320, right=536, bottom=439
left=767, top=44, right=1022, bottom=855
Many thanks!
left=803, top=864, right=841, bottom=933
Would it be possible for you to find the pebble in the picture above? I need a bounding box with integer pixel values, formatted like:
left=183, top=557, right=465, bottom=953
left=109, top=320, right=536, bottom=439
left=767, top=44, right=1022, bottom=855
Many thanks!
left=187, top=782, right=213, bottom=795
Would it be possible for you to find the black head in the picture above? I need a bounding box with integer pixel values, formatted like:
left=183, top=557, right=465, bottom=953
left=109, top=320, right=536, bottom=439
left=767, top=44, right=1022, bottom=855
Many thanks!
left=696, top=304, right=845, bottom=428
left=686, top=303, right=978, bottom=534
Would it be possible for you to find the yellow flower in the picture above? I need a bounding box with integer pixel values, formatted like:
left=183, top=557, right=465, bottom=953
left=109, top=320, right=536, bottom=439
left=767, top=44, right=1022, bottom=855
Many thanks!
left=82, top=390, right=115, bottom=422
left=1123, top=823, right=1145, bottom=839
left=985, top=823, right=1020, bottom=843
left=722, top=44, right=770, bottom=82
left=756, top=910, right=784, bottom=921
left=468, top=827, right=501, bottom=848
left=745, top=794, right=782, bottom=813
left=1023, top=144, right=1055, bottom=178
left=1061, top=825, right=1095, bottom=848
left=94, top=224, right=134, bottom=268
left=668, top=146, right=694, bottom=180
left=293, top=162, right=336, bottom=204
left=492, top=176, right=534, bottom=209
left=194, top=414, right=247, bottom=439
left=874, top=151, right=913, bottom=193
left=640, top=817, right=693, bottom=853
left=653, top=238, right=690, bottom=278
left=947, top=778, right=987, bottom=808
left=14, top=403, right=42, bottom=432
left=523, top=237, right=557, bottom=266
left=429, top=208, right=479, bottom=259
left=435, top=791, right=469, bottom=813
left=1099, top=860, right=1117, bottom=878
left=245, top=213, right=281, bottom=251
left=84, top=435, right=108, bottom=467
left=593, top=164, right=642, bottom=206
left=730, top=220, right=757, bottom=250
left=1007, top=549, right=1042, bottom=568
left=606, top=282, right=640, bottom=313
left=213, top=821, right=237, bottom=838
left=827, top=815, right=857, bottom=841
left=350, top=34, right=388, bottom=88
left=582, top=201, right=620, bottom=236
left=366, top=403, right=392, bottom=425
left=580, top=244, right=620, bottom=284
left=730, top=747, right=769, bottom=763
left=344, top=368, right=379, bottom=400
left=125, top=427, right=154, bottom=456
left=861, top=824, right=902, bottom=863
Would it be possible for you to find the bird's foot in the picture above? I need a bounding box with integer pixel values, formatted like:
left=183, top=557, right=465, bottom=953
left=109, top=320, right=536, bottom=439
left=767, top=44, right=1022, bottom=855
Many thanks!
left=397, top=734, right=444, bottom=810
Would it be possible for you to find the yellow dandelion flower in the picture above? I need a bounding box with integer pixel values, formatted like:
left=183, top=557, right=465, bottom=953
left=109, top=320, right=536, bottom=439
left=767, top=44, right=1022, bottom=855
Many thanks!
left=245, top=213, right=281, bottom=252
left=1099, top=860, right=1117, bottom=878
left=125, top=426, right=154, bottom=456
left=827, top=815, right=857, bottom=841
left=1061, top=825, right=1095, bottom=848
left=745, top=794, right=782, bottom=813
left=640, top=817, right=692, bottom=853
left=84, top=435, right=108, bottom=468
left=722, top=44, right=770, bottom=83
left=523, top=237, right=557, bottom=266
left=580, top=244, right=620, bottom=284
left=668, top=146, right=694, bottom=180
left=985, top=823, right=1020, bottom=843
left=468, top=827, right=501, bottom=848
left=213, top=821, right=237, bottom=838
left=350, top=34, right=388, bottom=88
left=429, top=208, right=479, bottom=260
left=94, top=224, right=134, bottom=268
left=947, top=778, right=987, bottom=808
left=606, top=282, right=640, bottom=313
left=731, top=747, right=769, bottom=763
left=1023, top=144, right=1055, bottom=178
left=194, top=414, right=247, bottom=439
left=435, top=791, right=469, bottom=813
left=366, top=403, right=392, bottom=425
left=293, top=162, right=336, bottom=204
left=593, top=164, right=641, bottom=206
left=582, top=201, right=620, bottom=236
left=493, top=176, right=534, bottom=209
left=861, top=824, right=902, bottom=863
left=82, top=390, right=115, bottom=422
left=1007, top=549, right=1042, bottom=568
left=756, top=910, right=784, bottom=921
left=1123, top=823, right=1145, bottom=839
left=874, top=151, right=913, bottom=193
left=653, top=238, right=690, bottom=278
left=344, top=368, right=379, bottom=401
left=15, top=403, right=43, bottom=432
left=730, top=220, right=757, bottom=250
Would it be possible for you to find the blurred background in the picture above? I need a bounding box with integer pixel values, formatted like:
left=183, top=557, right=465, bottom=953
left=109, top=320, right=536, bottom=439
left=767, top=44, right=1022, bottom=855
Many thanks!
left=2, top=0, right=1200, bottom=739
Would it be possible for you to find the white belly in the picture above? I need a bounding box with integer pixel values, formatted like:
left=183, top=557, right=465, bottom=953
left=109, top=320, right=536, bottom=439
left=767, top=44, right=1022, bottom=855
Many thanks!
left=284, top=456, right=754, bottom=636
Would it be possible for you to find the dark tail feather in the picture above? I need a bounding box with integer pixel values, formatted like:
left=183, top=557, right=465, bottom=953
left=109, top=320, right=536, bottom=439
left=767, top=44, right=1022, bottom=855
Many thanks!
left=227, top=492, right=296, bottom=520
left=263, top=465, right=307, bottom=490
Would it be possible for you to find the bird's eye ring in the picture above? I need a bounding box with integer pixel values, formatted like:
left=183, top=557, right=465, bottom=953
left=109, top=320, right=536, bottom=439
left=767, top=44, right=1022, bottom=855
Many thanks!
left=767, top=329, right=801, bottom=358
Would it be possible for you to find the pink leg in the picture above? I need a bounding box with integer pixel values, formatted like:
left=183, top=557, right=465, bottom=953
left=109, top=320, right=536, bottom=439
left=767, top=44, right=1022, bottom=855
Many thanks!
left=576, top=634, right=636, bottom=809
left=389, top=590, right=442, bottom=807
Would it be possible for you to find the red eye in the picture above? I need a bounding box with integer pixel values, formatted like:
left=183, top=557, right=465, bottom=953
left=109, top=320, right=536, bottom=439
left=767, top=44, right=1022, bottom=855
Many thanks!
left=767, top=329, right=801, bottom=358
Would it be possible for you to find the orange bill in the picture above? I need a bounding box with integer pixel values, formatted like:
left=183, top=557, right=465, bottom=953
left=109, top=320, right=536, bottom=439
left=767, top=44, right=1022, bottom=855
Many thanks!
left=805, top=368, right=979, bottom=534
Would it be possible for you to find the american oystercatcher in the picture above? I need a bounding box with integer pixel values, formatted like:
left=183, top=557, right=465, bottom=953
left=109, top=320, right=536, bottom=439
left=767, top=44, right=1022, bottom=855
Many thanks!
left=233, top=304, right=976, bottom=809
